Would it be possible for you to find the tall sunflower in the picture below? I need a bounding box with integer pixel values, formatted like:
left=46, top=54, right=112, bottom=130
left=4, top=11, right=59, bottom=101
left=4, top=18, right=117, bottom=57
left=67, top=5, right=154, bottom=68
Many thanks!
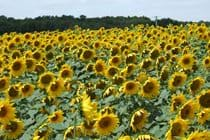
left=130, top=109, right=149, bottom=132
left=10, top=58, right=26, bottom=77
left=178, top=53, right=195, bottom=70
left=0, top=100, right=16, bottom=124
left=94, top=113, right=119, bottom=136
left=168, top=72, right=187, bottom=90
left=165, top=118, right=188, bottom=140
left=170, top=93, right=186, bottom=112
left=141, top=77, right=160, bottom=99
left=1, top=118, right=24, bottom=139
left=122, top=80, right=139, bottom=95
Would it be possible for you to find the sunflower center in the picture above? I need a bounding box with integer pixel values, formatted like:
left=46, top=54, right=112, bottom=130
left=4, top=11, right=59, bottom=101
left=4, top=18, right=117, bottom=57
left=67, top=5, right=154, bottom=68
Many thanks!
left=50, top=82, right=59, bottom=91
left=111, top=57, right=120, bottom=64
left=8, top=87, right=19, bottom=98
left=61, top=70, right=70, bottom=78
left=190, top=80, right=201, bottom=91
left=143, top=82, right=154, bottom=93
left=26, top=59, right=34, bottom=69
left=133, top=113, right=143, bottom=125
left=33, top=52, right=41, bottom=60
left=98, top=117, right=111, bottom=129
left=205, top=59, right=210, bottom=65
left=51, top=114, right=58, bottom=122
left=95, top=64, right=104, bottom=72
left=199, top=93, right=210, bottom=108
left=171, top=122, right=182, bottom=136
left=172, top=76, right=183, bottom=87
left=108, top=68, right=118, bottom=76
left=182, top=57, right=190, bottom=64
left=12, top=61, right=22, bottom=71
left=142, top=60, right=151, bottom=69
left=6, top=121, right=18, bottom=132
left=83, top=50, right=93, bottom=59
left=180, top=105, right=191, bottom=119
left=38, top=130, right=47, bottom=137
left=22, top=85, right=30, bottom=93
left=41, top=75, right=52, bottom=84
left=0, top=106, right=7, bottom=117
left=0, top=79, right=6, bottom=89
left=126, top=82, right=135, bottom=91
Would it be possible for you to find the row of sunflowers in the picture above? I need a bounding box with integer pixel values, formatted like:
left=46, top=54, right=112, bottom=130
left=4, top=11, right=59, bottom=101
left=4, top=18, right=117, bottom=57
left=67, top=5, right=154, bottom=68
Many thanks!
left=0, top=23, right=210, bottom=140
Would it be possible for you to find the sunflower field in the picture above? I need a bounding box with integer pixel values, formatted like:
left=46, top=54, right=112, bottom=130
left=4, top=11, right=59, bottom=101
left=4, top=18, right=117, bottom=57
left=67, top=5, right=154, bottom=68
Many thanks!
left=0, top=23, right=210, bottom=140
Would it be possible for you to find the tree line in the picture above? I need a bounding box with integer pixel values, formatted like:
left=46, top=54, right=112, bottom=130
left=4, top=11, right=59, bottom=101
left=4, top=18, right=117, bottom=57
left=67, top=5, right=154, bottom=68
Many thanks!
left=0, top=15, right=209, bottom=34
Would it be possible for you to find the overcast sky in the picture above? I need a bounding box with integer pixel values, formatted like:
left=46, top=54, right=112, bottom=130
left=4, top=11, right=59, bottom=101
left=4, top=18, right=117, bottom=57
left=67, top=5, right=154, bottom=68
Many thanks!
left=0, top=0, right=209, bottom=21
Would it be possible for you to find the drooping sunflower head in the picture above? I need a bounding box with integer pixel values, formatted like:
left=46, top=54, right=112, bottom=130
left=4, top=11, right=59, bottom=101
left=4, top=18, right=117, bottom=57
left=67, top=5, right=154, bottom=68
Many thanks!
left=38, top=72, right=55, bottom=89
left=141, top=77, right=160, bottom=99
left=189, top=76, right=205, bottom=94
left=125, top=53, right=136, bottom=64
left=178, top=53, right=195, bottom=70
left=10, top=58, right=26, bottom=77
left=168, top=72, right=187, bottom=90
left=165, top=118, right=188, bottom=139
left=170, top=93, right=186, bottom=112
left=80, top=121, right=96, bottom=136
left=135, top=72, right=148, bottom=84
left=2, top=118, right=24, bottom=140
left=202, top=56, right=210, bottom=70
left=0, top=100, right=16, bottom=124
left=122, top=80, right=139, bottom=95
left=130, top=109, right=149, bottom=132
left=34, top=63, right=46, bottom=74
left=47, top=79, right=64, bottom=97
left=197, top=89, right=210, bottom=108
left=48, top=110, right=64, bottom=123
left=94, top=113, right=119, bottom=136
left=33, top=124, right=51, bottom=140
left=64, top=126, right=83, bottom=139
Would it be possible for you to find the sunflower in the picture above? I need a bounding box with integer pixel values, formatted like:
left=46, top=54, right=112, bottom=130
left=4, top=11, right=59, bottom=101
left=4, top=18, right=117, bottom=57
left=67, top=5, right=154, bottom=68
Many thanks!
left=140, top=58, right=153, bottom=70
left=64, top=126, right=83, bottom=139
left=187, top=131, right=210, bottom=140
left=125, top=53, right=136, bottom=64
left=168, top=72, right=187, bottom=90
left=6, top=85, right=21, bottom=100
left=150, top=47, right=160, bottom=60
left=189, top=77, right=205, bottom=94
left=165, top=118, right=188, bottom=140
left=130, top=109, right=149, bottom=132
left=0, top=100, right=16, bottom=124
left=141, top=77, right=160, bottom=99
left=202, top=56, right=210, bottom=70
left=109, top=55, right=122, bottom=66
left=112, top=75, right=125, bottom=85
left=197, top=90, right=210, bottom=108
left=38, top=72, right=55, bottom=89
left=34, top=63, right=46, bottom=74
left=105, top=66, right=119, bottom=79
left=59, top=66, right=73, bottom=80
left=135, top=72, right=148, bottom=84
left=81, top=95, right=98, bottom=123
left=33, top=124, right=51, bottom=140
left=160, top=66, right=169, bottom=81
left=94, top=59, right=106, bottom=75
left=10, top=58, right=26, bottom=77
left=170, top=93, right=186, bottom=112
left=122, top=80, right=139, bottom=95
left=94, top=113, right=119, bottom=136
left=47, top=79, right=64, bottom=97
left=80, top=121, right=96, bottom=136
left=178, top=53, right=195, bottom=70
left=32, top=50, right=43, bottom=62
left=80, top=49, right=95, bottom=61
left=103, top=86, right=117, bottom=97
left=1, top=118, right=24, bottom=139
left=197, top=109, right=210, bottom=124
left=118, top=135, right=131, bottom=140
left=25, top=58, right=36, bottom=72
left=0, top=76, right=10, bottom=91
left=179, top=99, right=198, bottom=120
left=20, top=83, right=35, bottom=97
left=48, top=110, right=64, bottom=123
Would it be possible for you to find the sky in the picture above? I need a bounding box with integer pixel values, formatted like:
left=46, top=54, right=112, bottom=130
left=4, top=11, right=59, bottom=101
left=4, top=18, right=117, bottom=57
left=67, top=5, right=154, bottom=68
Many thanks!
left=0, top=0, right=209, bottom=21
